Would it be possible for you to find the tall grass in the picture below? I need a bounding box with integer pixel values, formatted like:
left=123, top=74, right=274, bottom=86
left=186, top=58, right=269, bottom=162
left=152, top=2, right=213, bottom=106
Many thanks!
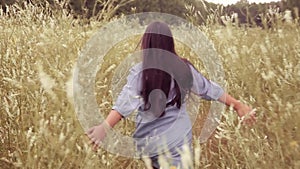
left=1, top=3, right=300, bottom=169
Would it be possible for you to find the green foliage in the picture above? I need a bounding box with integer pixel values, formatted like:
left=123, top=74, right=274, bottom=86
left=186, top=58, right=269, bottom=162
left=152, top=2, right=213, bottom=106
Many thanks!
left=1, top=2, right=300, bottom=169
left=222, top=0, right=300, bottom=26
left=1, top=0, right=300, bottom=26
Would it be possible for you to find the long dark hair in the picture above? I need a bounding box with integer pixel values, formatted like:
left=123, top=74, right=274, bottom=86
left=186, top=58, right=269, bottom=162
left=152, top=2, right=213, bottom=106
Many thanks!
left=140, top=21, right=193, bottom=117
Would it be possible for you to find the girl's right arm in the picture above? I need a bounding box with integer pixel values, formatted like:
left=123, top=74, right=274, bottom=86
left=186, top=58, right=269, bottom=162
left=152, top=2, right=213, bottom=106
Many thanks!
left=188, top=64, right=256, bottom=124
left=218, top=92, right=256, bottom=124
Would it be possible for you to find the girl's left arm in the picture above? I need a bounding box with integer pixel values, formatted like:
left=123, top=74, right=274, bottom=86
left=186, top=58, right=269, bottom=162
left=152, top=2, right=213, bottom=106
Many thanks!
left=86, top=64, right=141, bottom=150
left=105, top=110, right=123, bottom=127
left=86, top=110, right=123, bottom=150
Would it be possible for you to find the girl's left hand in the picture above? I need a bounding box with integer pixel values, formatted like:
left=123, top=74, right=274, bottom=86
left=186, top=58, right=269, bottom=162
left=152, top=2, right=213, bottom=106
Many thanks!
left=86, top=122, right=110, bottom=151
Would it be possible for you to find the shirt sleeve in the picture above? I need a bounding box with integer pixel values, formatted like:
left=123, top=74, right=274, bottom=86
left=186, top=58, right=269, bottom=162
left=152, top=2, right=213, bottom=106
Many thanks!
left=112, top=64, right=142, bottom=118
left=189, top=64, right=224, bottom=101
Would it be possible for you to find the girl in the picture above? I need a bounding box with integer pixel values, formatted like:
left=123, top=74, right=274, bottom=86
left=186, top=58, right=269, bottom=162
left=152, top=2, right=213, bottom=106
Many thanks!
left=86, top=21, right=256, bottom=168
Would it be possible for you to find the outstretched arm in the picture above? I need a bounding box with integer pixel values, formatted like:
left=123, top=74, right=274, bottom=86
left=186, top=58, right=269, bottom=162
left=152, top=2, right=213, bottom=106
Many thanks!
left=105, top=110, right=123, bottom=127
left=188, top=64, right=256, bottom=124
left=85, top=110, right=123, bottom=150
left=218, top=92, right=256, bottom=124
left=86, top=64, right=142, bottom=150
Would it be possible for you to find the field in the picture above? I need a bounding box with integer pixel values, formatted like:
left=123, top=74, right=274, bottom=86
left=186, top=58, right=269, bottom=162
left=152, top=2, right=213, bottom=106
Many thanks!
left=1, top=4, right=300, bottom=169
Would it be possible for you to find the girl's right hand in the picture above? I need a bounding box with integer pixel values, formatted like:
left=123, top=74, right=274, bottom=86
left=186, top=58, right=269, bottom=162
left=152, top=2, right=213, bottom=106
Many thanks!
left=234, top=103, right=257, bottom=125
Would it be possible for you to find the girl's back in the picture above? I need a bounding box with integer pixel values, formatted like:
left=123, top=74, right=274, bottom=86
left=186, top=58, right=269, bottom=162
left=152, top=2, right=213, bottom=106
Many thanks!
left=112, top=61, right=224, bottom=159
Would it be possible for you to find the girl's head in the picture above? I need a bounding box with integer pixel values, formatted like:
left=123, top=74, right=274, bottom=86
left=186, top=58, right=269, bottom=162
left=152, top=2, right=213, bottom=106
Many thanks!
left=140, top=21, right=193, bottom=117
left=141, top=21, right=175, bottom=53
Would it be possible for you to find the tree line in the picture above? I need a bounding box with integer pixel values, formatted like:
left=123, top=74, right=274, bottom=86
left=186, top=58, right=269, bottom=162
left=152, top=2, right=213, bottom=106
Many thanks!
left=1, top=0, right=299, bottom=26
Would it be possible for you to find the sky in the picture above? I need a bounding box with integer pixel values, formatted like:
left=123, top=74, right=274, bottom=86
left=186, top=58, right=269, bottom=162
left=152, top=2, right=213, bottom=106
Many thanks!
left=205, top=0, right=281, bottom=6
